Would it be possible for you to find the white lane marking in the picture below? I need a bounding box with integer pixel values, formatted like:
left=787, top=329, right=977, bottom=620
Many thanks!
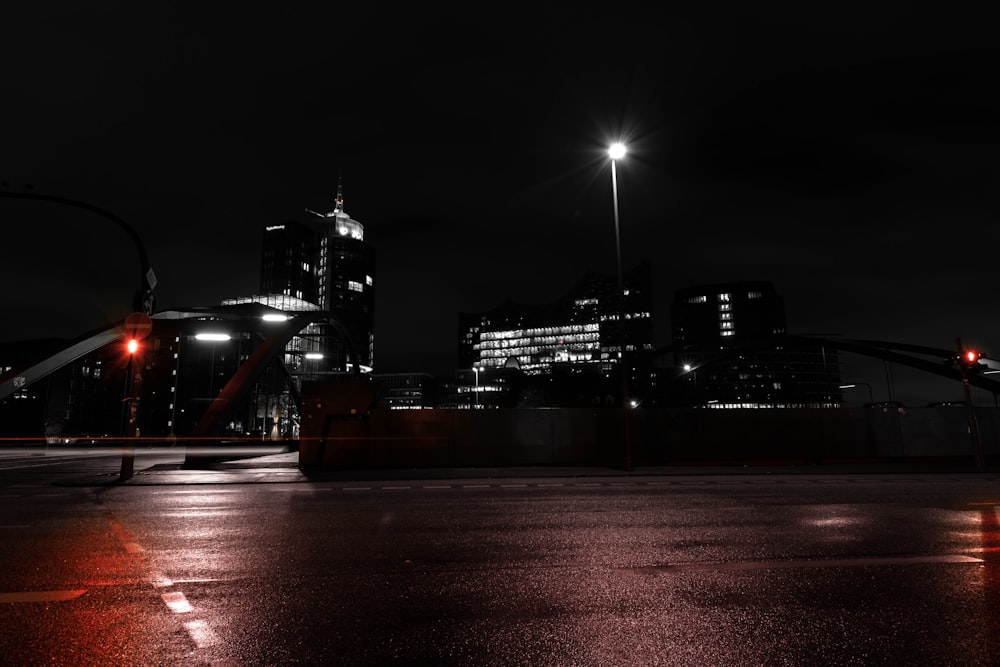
left=644, top=554, right=982, bottom=573
left=184, top=620, right=221, bottom=648
left=150, top=574, right=174, bottom=588
left=0, top=589, right=87, bottom=603
left=161, top=591, right=194, bottom=613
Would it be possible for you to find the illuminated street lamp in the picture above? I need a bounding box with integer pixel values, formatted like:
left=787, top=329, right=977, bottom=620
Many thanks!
left=609, top=142, right=631, bottom=470
left=195, top=333, right=232, bottom=342
left=194, top=331, right=232, bottom=400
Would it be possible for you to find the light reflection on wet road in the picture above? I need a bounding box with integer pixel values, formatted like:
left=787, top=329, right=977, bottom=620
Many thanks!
left=3, top=463, right=1000, bottom=664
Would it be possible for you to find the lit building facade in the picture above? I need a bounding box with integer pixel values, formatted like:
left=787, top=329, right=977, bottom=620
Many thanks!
left=458, top=262, right=655, bottom=406
left=671, top=282, right=841, bottom=408
left=256, top=184, right=376, bottom=373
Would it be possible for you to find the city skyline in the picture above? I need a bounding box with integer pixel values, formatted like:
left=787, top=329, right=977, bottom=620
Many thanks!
left=2, top=6, right=997, bottom=405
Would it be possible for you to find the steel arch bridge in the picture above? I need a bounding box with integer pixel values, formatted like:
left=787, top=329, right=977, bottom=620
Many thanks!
left=4, top=323, right=998, bottom=438
left=0, top=304, right=362, bottom=439
left=652, top=334, right=1000, bottom=396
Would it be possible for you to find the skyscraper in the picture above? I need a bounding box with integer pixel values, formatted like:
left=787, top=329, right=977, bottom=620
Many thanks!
left=253, top=182, right=376, bottom=372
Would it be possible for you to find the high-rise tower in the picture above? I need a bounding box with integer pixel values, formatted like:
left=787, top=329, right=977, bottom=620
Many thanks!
left=254, top=180, right=376, bottom=373
left=308, top=181, right=376, bottom=372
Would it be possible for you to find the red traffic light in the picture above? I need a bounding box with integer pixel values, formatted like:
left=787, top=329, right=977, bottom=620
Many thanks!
left=126, top=338, right=139, bottom=355
left=965, top=350, right=980, bottom=364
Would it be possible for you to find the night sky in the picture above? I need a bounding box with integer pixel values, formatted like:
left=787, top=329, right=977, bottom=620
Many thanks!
left=2, top=4, right=998, bottom=404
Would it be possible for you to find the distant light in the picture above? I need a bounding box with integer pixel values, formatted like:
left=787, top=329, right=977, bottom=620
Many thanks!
left=126, top=339, right=139, bottom=354
left=195, top=333, right=231, bottom=342
left=608, top=142, right=627, bottom=160
left=262, top=313, right=288, bottom=322
left=683, top=364, right=692, bottom=371
left=304, top=353, right=324, bottom=360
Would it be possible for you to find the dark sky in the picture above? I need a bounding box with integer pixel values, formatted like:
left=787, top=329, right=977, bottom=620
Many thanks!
left=2, top=4, right=998, bottom=404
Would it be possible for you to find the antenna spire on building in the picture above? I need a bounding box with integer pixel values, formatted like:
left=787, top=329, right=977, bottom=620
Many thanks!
left=335, top=174, right=344, bottom=213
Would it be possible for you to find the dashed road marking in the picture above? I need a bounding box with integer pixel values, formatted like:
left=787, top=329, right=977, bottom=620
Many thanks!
left=184, top=620, right=221, bottom=648
left=161, top=591, right=194, bottom=614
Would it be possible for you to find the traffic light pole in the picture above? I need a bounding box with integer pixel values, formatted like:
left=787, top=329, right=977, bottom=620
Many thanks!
left=119, top=351, right=136, bottom=480
left=956, top=337, right=985, bottom=469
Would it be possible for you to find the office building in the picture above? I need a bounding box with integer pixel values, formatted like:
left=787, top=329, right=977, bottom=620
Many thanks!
left=458, top=262, right=655, bottom=406
left=254, top=183, right=376, bottom=373
left=671, top=282, right=841, bottom=408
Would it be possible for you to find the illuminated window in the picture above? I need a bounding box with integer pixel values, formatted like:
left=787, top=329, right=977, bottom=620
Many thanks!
left=719, top=303, right=731, bottom=312
left=720, top=312, right=731, bottom=321
left=720, top=321, right=733, bottom=330
left=366, top=275, right=373, bottom=286
left=748, top=291, right=762, bottom=299
left=687, top=295, right=707, bottom=304
left=348, top=281, right=363, bottom=292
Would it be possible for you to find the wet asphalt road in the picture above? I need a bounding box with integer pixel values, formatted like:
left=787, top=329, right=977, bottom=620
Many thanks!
left=2, top=452, right=1000, bottom=665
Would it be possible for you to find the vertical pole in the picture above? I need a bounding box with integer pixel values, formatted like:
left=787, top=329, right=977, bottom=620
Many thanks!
left=119, top=353, right=135, bottom=480
left=611, top=159, right=632, bottom=471
left=957, top=337, right=985, bottom=468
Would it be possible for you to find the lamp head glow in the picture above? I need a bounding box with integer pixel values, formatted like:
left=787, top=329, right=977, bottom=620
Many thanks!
left=608, top=142, right=627, bottom=160
left=262, top=313, right=289, bottom=322
left=195, top=333, right=231, bottom=342
left=304, top=352, right=324, bottom=360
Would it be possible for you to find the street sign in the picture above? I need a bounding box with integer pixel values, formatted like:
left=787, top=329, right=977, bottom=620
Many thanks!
left=123, top=312, right=153, bottom=340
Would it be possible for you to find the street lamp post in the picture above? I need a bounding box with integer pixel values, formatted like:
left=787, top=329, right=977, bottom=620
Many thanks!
left=609, top=142, right=632, bottom=471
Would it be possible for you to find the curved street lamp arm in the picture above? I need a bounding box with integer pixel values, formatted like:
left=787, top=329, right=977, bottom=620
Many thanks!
left=0, top=191, right=156, bottom=314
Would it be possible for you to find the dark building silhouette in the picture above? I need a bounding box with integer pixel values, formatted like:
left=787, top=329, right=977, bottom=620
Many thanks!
left=671, top=282, right=841, bottom=408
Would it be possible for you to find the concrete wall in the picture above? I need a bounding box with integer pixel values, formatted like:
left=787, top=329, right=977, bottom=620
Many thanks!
left=298, top=407, right=1000, bottom=469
